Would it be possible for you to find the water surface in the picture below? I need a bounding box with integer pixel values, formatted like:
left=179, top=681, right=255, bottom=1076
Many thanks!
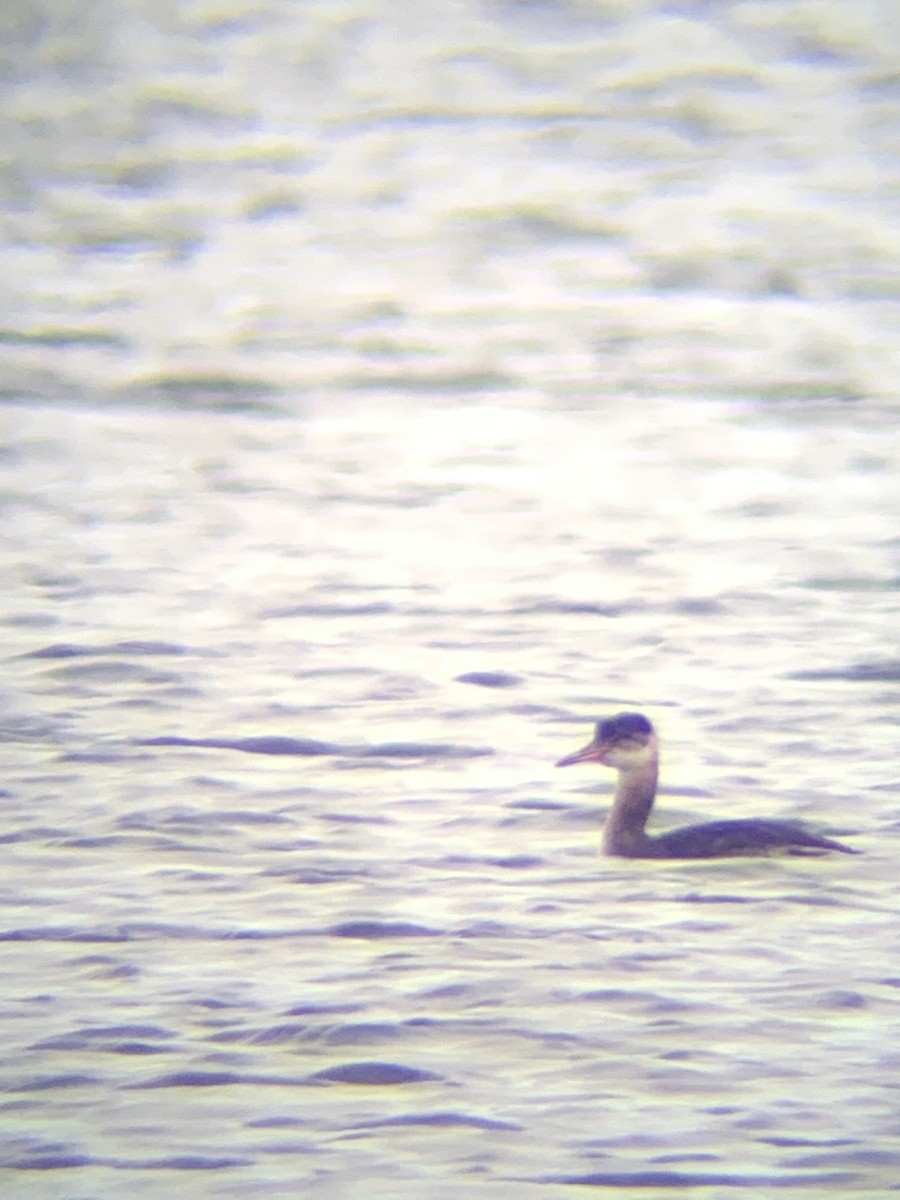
left=2, top=1, right=900, bottom=1196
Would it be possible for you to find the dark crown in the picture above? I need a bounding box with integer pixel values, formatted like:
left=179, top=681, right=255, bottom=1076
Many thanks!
left=597, top=712, right=654, bottom=741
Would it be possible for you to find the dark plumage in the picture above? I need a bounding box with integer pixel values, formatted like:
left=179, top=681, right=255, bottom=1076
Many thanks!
left=556, top=712, right=857, bottom=859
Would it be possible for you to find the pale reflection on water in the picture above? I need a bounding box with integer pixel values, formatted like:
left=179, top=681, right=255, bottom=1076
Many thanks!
left=1, top=394, right=897, bottom=1194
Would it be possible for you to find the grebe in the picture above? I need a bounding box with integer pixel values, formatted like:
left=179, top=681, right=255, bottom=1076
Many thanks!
left=556, top=712, right=857, bottom=858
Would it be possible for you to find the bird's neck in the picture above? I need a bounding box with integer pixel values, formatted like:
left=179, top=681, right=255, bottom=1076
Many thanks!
left=602, top=758, right=659, bottom=856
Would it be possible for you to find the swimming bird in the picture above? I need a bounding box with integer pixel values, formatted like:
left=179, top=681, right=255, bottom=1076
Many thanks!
left=556, top=712, right=857, bottom=858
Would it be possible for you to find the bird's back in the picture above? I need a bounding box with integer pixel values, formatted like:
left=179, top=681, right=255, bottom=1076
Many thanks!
left=654, top=818, right=857, bottom=859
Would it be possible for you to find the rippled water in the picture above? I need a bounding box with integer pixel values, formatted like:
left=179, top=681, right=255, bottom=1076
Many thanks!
left=3, top=395, right=899, bottom=1198
left=3, top=1, right=900, bottom=1196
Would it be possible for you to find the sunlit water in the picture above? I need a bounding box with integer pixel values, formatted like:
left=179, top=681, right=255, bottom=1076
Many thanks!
left=2, top=1, right=900, bottom=1197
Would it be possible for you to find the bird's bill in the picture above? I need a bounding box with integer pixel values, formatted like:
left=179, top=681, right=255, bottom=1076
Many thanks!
left=555, top=737, right=609, bottom=768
